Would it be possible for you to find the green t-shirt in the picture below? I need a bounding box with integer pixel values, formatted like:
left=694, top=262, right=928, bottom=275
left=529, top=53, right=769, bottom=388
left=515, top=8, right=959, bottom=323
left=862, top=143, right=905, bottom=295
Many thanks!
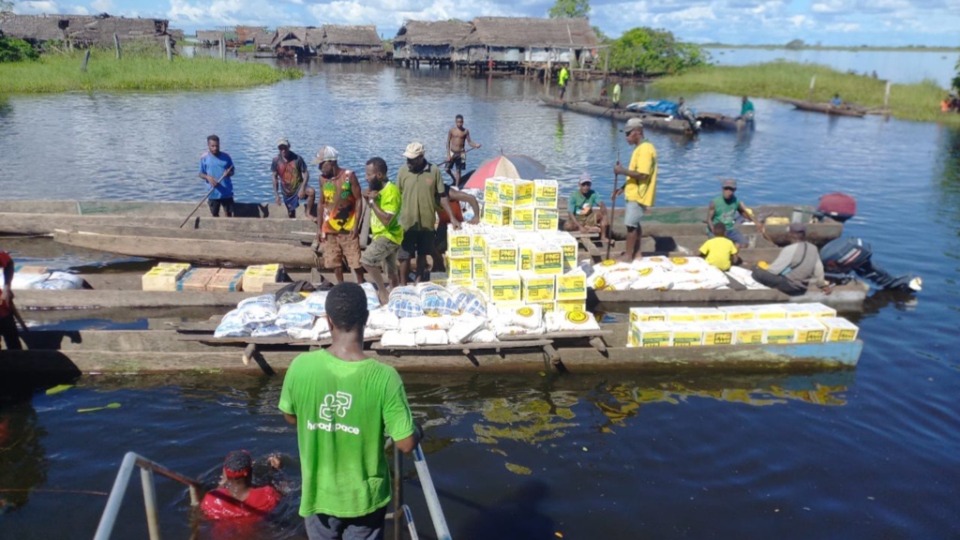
left=397, top=163, right=444, bottom=231
left=568, top=189, right=599, bottom=216
left=278, top=350, right=415, bottom=518
left=370, top=182, right=403, bottom=245
left=711, top=195, right=740, bottom=229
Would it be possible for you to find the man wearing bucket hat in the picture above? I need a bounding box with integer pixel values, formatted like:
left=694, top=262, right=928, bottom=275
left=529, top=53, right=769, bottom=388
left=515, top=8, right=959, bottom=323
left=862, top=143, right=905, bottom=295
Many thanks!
left=751, top=222, right=832, bottom=296
left=705, top=178, right=760, bottom=248
left=396, top=142, right=459, bottom=284
left=272, top=138, right=316, bottom=221
left=613, top=117, right=657, bottom=262
left=314, top=146, right=364, bottom=284
left=563, top=173, right=608, bottom=244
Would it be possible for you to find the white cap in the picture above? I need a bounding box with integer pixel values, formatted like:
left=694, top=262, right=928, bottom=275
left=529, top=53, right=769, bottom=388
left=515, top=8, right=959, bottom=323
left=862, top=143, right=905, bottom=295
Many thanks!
left=403, top=142, right=425, bottom=159
left=312, top=146, right=339, bottom=164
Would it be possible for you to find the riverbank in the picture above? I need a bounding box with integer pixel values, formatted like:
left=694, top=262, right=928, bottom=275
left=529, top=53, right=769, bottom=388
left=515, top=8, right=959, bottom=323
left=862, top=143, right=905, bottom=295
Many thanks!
left=0, top=51, right=302, bottom=93
left=703, top=43, right=960, bottom=53
left=652, top=61, right=960, bottom=124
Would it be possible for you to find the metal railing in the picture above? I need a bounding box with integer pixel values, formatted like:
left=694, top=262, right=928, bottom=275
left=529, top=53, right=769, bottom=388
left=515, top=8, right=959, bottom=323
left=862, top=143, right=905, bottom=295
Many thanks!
left=94, top=451, right=202, bottom=540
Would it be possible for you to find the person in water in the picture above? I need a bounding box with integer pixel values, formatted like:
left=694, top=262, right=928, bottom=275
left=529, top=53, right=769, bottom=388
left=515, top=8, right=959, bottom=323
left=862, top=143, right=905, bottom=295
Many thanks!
left=200, top=450, right=283, bottom=521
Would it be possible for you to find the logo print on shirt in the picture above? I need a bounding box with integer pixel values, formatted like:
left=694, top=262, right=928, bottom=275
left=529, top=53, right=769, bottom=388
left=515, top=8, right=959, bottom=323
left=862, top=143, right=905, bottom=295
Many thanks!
left=318, top=391, right=352, bottom=421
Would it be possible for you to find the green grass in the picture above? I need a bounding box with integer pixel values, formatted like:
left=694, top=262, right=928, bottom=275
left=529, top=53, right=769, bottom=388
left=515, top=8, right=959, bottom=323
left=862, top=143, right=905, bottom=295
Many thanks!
left=0, top=50, right=302, bottom=93
left=702, top=44, right=960, bottom=53
left=653, top=61, right=960, bottom=124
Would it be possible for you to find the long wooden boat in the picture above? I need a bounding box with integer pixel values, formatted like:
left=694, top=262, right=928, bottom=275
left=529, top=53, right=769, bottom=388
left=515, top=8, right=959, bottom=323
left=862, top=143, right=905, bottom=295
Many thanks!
left=538, top=96, right=696, bottom=135
left=779, top=98, right=867, bottom=118
left=696, top=112, right=753, bottom=132
left=0, top=324, right=863, bottom=375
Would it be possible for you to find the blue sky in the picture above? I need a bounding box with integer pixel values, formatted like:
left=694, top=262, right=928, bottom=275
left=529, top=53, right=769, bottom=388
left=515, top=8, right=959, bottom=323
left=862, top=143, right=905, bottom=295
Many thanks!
left=10, top=0, right=960, bottom=47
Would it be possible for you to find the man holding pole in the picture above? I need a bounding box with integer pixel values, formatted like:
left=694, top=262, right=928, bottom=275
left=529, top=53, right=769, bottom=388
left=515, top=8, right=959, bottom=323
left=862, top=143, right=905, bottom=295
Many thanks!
left=199, top=134, right=236, bottom=217
left=613, top=117, right=657, bottom=262
left=0, top=250, right=23, bottom=350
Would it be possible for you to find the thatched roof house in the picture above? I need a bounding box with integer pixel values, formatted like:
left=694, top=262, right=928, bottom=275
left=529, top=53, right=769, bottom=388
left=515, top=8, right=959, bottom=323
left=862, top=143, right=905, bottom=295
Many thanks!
left=316, top=24, right=382, bottom=59
left=253, top=29, right=273, bottom=51
left=0, top=13, right=171, bottom=47
left=235, top=25, right=264, bottom=45
left=271, top=26, right=311, bottom=50
left=454, top=17, right=598, bottom=64
left=393, top=20, right=472, bottom=61
left=195, top=30, right=223, bottom=45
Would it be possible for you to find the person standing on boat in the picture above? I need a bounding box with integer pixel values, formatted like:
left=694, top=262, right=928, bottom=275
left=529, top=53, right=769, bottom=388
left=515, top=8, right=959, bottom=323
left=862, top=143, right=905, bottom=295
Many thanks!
left=396, top=142, right=459, bottom=284
left=445, top=115, right=481, bottom=186
left=739, top=96, right=755, bottom=120
left=432, top=184, right=480, bottom=273
left=272, top=138, right=316, bottom=221
left=315, top=146, right=364, bottom=285
left=201, top=450, right=283, bottom=521
left=751, top=223, right=832, bottom=296
left=676, top=97, right=699, bottom=132
left=558, top=65, right=570, bottom=100
left=831, top=93, right=843, bottom=107
left=563, top=173, right=609, bottom=245
left=360, top=157, right=402, bottom=305
left=279, top=283, right=419, bottom=540
left=613, top=117, right=657, bottom=262
left=705, top=178, right=759, bottom=248
left=199, top=134, right=235, bottom=218
left=0, top=250, right=22, bottom=350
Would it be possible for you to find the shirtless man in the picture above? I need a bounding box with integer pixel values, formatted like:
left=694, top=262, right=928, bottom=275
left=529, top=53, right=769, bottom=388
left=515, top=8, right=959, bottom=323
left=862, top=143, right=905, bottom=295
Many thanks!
left=445, top=115, right=481, bottom=186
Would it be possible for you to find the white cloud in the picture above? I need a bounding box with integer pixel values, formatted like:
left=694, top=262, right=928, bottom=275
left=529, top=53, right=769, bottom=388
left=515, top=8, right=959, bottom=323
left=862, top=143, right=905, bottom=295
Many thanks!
left=825, top=22, right=860, bottom=31
left=90, top=0, right=112, bottom=11
left=14, top=0, right=61, bottom=13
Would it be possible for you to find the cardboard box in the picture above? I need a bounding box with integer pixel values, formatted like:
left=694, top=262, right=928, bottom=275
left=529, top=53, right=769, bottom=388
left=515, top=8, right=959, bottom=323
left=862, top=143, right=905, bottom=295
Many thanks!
left=533, top=245, right=563, bottom=275
left=556, top=270, right=587, bottom=300
left=482, top=205, right=512, bottom=227
left=806, top=302, right=838, bottom=319
left=449, top=278, right=475, bottom=289
left=448, top=257, right=473, bottom=281
left=783, top=304, right=816, bottom=319
left=142, top=264, right=190, bottom=291
left=689, top=307, right=726, bottom=322
left=629, top=307, right=669, bottom=323
left=522, top=274, right=556, bottom=303
left=489, top=275, right=522, bottom=304
left=177, top=267, right=219, bottom=291
left=484, top=177, right=503, bottom=207
left=716, top=305, right=757, bottom=321
left=729, top=321, right=763, bottom=345
left=535, top=208, right=560, bottom=231
left=665, top=308, right=698, bottom=323
left=628, top=321, right=672, bottom=348
left=669, top=323, right=704, bottom=347
left=448, top=229, right=473, bottom=258
left=532, top=300, right=557, bottom=314
left=534, top=179, right=559, bottom=208
left=519, top=246, right=533, bottom=272
left=157, top=262, right=191, bottom=271
left=473, top=233, right=487, bottom=259
left=473, top=257, right=488, bottom=281
left=753, top=304, right=788, bottom=320
left=794, top=318, right=827, bottom=343
left=207, top=268, right=244, bottom=292
left=820, top=317, right=859, bottom=342
left=514, top=179, right=535, bottom=208
left=555, top=299, right=586, bottom=313
left=498, top=179, right=517, bottom=207
left=702, top=321, right=736, bottom=346
left=242, top=264, right=282, bottom=292
left=511, top=207, right=536, bottom=231
left=761, top=321, right=797, bottom=344
left=487, top=242, right=519, bottom=273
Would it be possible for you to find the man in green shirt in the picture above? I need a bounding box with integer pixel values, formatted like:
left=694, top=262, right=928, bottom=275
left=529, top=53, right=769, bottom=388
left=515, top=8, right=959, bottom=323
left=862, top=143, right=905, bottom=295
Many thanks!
left=563, top=174, right=608, bottom=244
left=279, top=283, right=418, bottom=540
left=396, top=141, right=459, bottom=284
left=705, top=178, right=759, bottom=248
left=360, top=157, right=403, bottom=305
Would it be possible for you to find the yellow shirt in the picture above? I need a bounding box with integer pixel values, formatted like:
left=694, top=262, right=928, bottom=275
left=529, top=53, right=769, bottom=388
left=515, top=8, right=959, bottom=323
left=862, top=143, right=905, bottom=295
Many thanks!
left=625, top=140, right=657, bottom=206
left=699, top=237, right=738, bottom=271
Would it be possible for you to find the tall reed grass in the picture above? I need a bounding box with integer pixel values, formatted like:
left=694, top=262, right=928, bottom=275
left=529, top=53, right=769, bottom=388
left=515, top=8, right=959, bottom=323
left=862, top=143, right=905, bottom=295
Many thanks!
left=0, top=50, right=301, bottom=93
left=653, top=61, right=960, bottom=124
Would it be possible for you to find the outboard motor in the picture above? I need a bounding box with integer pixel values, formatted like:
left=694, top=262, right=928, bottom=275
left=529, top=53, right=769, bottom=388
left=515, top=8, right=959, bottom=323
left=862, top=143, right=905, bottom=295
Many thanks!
left=820, top=237, right=922, bottom=292
left=816, top=193, right=857, bottom=223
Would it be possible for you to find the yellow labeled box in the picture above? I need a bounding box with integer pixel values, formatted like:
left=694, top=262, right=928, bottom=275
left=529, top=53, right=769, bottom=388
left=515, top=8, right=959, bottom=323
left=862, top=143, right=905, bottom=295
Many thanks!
left=702, top=321, right=736, bottom=346
left=448, top=257, right=473, bottom=281
left=794, top=318, right=827, bottom=343
left=208, top=268, right=244, bottom=292
left=519, top=246, right=533, bottom=272
left=670, top=323, right=704, bottom=347
left=717, top=305, right=757, bottom=321
left=534, top=179, right=559, bottom=208
left=535, top=208, right=560, bottom=231
left=689, top=307, right=726, bottom=322
left=820, top=317, right=859, bottom=342
left=473, top=257, right=488, bottom=281
left=629, top=307, right=669, bottom=323
left=628, top=321, right=672, bottom=348
left=177, top=267, right=218, bottom=291
left=242, top=264, right=282, bottom=293
left=556, top=299, right=586, bottom=313
left=482, top=205, right=512, bottom=227
left=487, top=243, right=519, bottom=273
left=472, top=233, right=487, bottom=259
left=522, top=274, right=556, bottom=303
left=806, top=302, right=838, bottom=319
left=753, top=304, right=788, bottom=320
left=511, top=207, right=536, bottom=231
left=533, top=246, right=563, bottom=275
left=489, top=275, right=522, bottom=304
left=556, top=270, right=587, bottom=300
left=665, top=308, right=698, bottom=323
left=498, top=179, right=516, bottom=207
left=514, top=179, right=535, bottom=208
left=142, top=264, right=190, bottom=291
left=761, top=321, right=797, bottom=344
left=448, top=229, right=473, bottom=258
left=730, top=321, right=764, bottom=345
left=484, top=177, right=503, bottom=207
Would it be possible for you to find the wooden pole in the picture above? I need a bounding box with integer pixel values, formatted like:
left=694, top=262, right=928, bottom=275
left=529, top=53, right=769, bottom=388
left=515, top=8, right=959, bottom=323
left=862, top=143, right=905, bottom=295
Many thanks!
left=165, top=35, right=173, bottom=61
left=220, top=34, right=226, bottom=61
left=114, top=33, right=121, bottom=60
left=81, top=49, right=91, bottom=72
left=808, top=75, right=816, bottom=100
left=883, top=81, right=891, bottom=109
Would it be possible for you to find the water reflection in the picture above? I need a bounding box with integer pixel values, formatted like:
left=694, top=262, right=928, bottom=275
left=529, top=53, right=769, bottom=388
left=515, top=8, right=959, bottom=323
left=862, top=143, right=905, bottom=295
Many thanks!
left=0, top=400, right=48, bottom=514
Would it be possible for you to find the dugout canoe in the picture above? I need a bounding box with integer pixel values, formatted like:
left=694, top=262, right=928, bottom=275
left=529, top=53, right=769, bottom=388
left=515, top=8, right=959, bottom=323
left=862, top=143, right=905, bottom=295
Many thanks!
left=779, top=98, right=867, bottom=118
left=695, top=112, right=754, bottom=132
left=0, top=324, right=862, bottom=376
left=538, top=96, right=697, bottom=135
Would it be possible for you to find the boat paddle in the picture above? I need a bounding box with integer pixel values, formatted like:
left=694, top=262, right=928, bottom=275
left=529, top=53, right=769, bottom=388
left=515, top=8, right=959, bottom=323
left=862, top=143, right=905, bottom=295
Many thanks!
left=439, top=146, right=477, bottom=166
left=77, top=402, right=121, bottom=413
left=606, top=145, right=621, bottom=261
left=179, top=165, right=233, bottom=228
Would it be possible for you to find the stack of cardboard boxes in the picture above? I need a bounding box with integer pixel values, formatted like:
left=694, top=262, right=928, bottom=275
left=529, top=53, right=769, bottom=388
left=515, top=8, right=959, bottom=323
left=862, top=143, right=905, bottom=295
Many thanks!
left=140, top=263, right=281, bottom=293
left=627, top=303, right=860, bottom=347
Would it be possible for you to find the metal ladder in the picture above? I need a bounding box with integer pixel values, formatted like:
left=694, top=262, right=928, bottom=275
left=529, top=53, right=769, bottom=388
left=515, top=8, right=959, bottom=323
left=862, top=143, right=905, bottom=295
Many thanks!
left=94, top=445, right=451, bottom=540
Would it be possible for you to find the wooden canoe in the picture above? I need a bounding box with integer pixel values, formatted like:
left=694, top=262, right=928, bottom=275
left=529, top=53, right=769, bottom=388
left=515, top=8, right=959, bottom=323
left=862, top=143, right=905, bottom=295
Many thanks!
left=538, top=96, right=696, bottom=135
left=779, top=98, right=867, bottom=118
left=0, top=325, right=862, bottom=375
left=696, top=112, right=753, bottom=132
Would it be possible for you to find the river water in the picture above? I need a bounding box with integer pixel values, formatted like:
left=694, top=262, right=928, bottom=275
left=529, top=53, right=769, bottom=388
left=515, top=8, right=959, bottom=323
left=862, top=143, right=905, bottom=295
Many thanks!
left=1, top=63, right=960, bottom=538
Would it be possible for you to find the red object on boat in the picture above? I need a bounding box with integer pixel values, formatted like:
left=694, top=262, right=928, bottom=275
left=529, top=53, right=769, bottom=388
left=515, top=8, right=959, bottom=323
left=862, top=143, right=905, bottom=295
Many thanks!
left=817, top=193, right=857, bottom=223
left=463, top=155, right=547, bottom=190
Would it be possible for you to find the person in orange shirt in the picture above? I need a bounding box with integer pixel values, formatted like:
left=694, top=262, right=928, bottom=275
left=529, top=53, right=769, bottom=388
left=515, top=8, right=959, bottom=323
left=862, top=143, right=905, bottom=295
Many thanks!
left=0, top=250, right=22, bottom=350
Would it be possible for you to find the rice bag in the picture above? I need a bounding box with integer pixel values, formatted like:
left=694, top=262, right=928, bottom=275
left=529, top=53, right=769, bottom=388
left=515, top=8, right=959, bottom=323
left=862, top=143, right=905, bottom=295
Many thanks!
left=302, top=291, right=329, bottom=316
left=387, top=286, right=423, bottom=318
left=545, top=310, right=601, bottom=333
left=447, top=314, right=487, bottom=344
left=419, top=284, right=457, bottom=316
left=361, top=282, right=383, bottom=309
left=275, top=302, right=315, bottom=330
left=415, top=329, right=449, bottom=346
left=449, top=287, right=487, bottom=318
left=400, top=315, right=455, bottom=333
left=213, top=309, right=252, bottom=338
left=367, top=308, right=400, bottom=330
left=468, top=329, right=499, bottom=343
left=251, top=324, right=287, bottom=337
left=380, top=330, right=416, bottom=348
left=498, top=304, right=543, bottom=330
left=237, top=294, right=279, bottom=325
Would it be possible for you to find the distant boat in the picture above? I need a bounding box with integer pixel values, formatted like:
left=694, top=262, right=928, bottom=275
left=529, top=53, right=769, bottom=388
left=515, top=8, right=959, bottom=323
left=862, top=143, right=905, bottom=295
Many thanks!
left=779, top=98, right=867, bottom=118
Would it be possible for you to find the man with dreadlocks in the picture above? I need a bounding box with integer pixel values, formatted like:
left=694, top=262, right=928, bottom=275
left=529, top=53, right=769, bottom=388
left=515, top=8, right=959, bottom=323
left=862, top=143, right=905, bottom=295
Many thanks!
left=279, top=282, right=419, bottom=540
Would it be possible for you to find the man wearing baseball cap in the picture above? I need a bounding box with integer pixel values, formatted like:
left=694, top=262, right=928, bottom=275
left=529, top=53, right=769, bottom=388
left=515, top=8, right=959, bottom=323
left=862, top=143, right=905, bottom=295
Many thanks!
left=705, top=178, right=760, bottom=248
left=563, top=173, right=608, bottom=244
left=395, top=142, right=459, bottom=284
left=314, top=146, right=364, bottom=284
left=751, top=222, right=832, bottom=295
left=613, top=117, right=657, bottom=261
left=272, top=138, right=316, bottom=220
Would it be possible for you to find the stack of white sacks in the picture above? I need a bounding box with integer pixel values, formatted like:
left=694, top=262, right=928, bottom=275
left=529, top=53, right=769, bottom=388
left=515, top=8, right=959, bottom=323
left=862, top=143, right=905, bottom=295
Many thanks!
left=586, top=256, right=769, bottom=291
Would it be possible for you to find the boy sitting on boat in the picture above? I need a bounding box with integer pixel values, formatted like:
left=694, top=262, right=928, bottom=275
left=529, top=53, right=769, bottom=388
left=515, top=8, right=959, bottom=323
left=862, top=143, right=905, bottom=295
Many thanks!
left=699, top=223, right=740, bottom=272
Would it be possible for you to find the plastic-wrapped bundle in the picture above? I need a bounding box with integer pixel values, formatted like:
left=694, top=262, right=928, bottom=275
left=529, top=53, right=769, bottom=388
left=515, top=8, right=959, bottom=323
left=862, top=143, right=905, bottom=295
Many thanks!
left=11, top=271, right=50, bottom=290
left=302, top=291, right=329, bottom=316
left=545, top=310, right=601, bottom=332
left=288, top=317, right=332, bottom=341
left=468, top=329, right=499, bottom=343
left=251, top=324, right=287, bottom=337
left=726, top=266, right=766, bottom=290
left=447, top=314, right=487, bottom=344
left=415, top=329, right=449, bottom=346
left=361, top=282, right=383, bottom=310
left=214, top=309, right=252, bottom=338
left=399, top=315, right=455, bottom=333
left=34, top=271, right=84, bottom=290
left=418, top=283, right=457, bottom=317
left=626, top=267, right=674, bottom=291
left=449, top=287, right=487, bottom=318
left=237, top=295, right=279, bottom=325
left=387, top=286, right=423, bottom=318
left=367, top=308, right=400, bottom=330
left=380, top=330, right=416, bottom=347
left=275, top=302, right=315, bottom=330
